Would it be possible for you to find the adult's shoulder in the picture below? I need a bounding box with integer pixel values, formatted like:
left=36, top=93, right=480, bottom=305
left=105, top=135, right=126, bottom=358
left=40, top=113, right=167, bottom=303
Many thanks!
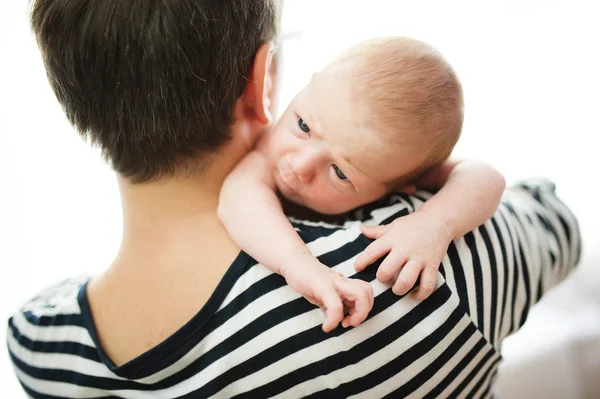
left=8, top=276, right=89, bottom=317
left=290, top=178, right=579, bottom=247
left=7, top=276, right=94, bottom=361
left=290, top=178, right=580, bottom=301
left=285, top=193, right=421, bottom=266
left=353, top=178, right=579, bottom=246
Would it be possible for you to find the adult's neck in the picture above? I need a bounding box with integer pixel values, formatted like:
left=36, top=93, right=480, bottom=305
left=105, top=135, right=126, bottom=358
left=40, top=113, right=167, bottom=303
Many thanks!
left=87, top=141, right=251, bottom=365
left=114, top=140, right=250, bottom=274
left=117, top=174, right=223, bottom=260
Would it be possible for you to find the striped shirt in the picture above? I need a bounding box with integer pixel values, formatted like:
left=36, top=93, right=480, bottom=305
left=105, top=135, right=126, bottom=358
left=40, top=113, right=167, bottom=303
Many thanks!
left=7, top=180, right=581, bottom=398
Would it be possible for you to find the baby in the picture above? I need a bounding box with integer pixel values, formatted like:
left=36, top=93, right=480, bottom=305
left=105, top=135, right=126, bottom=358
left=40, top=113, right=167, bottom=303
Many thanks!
left=219, top=37, right=505, bottom=332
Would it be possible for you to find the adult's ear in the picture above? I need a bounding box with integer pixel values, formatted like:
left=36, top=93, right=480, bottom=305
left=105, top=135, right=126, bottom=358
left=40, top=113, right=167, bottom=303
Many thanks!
left=236, top=42, right=275, bottom=127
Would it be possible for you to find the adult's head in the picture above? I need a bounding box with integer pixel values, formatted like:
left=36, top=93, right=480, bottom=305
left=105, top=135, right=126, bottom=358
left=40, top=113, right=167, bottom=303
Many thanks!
left=31, top=0, right=282, bottom=183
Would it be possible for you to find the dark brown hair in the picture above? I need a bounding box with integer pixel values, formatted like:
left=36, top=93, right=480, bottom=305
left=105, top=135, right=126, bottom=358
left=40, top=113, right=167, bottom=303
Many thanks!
left=31, top=0, right=280, bottom=182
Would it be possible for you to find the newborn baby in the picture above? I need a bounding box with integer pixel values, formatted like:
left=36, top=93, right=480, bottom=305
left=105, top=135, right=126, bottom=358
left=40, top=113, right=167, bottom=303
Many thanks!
left=219, top=36, right=505, bottom=332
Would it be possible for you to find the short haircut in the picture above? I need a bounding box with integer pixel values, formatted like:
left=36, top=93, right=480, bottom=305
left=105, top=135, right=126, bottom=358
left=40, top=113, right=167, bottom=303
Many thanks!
left=342, top=37, right=464, bottom=185
left=31, top=0, right=281, bottom=182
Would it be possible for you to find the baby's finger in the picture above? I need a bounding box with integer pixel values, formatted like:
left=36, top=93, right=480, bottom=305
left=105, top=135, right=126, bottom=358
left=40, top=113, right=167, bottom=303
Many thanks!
left=320, top=290, right=344, bottom=333
left=351, top=282, right=374, bottom=325
left=392, top=260, right=422, bottom=296
left=337, top=280, right=373, bottom=328
left=359, top=224, right=390, bottom=240
left=376, top=251, right=408, bottom=283
left=354, top=238, right=391, bottom=271
left=412, top=267, right=438, bottom=300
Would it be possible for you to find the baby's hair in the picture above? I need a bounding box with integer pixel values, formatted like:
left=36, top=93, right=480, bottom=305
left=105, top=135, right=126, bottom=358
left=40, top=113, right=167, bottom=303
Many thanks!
left=338, top=37, right=464, bottom=186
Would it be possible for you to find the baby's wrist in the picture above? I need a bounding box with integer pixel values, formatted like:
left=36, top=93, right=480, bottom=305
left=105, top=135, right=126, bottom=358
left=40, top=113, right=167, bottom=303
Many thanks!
left=416, top=208, right=457, bottom=242
left=279, top=248, right=313, bottom=279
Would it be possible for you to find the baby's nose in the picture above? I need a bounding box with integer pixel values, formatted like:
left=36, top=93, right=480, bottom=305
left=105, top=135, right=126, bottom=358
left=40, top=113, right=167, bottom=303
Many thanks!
left=289, top=151, right=319, bottom=184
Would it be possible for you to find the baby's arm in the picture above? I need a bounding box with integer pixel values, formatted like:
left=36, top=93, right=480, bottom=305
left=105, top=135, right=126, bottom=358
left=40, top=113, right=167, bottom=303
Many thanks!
left=219, top=151, right=309, bottom=276
left=218, top=151, right=373, bottom=331
left=355, top=159, right=505, bottom=299
left=414, top=159, right=506, bottom=239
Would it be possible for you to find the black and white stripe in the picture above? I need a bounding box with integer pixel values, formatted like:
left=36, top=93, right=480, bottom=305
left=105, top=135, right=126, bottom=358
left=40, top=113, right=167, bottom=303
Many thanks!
left=7, top=181, right=581, bottom=398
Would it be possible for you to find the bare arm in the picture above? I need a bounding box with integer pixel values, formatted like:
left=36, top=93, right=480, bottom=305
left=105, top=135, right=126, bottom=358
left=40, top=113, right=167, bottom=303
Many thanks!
left=415, top=159, right=506, bottom=240
left=218, top=151, right=310, bottom=276
left=218, top=151, right=374, bottom=331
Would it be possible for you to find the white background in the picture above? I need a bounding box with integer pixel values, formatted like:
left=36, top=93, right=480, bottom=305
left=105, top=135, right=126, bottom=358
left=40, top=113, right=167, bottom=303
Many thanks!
left=1, top=0, right=599, bottom=397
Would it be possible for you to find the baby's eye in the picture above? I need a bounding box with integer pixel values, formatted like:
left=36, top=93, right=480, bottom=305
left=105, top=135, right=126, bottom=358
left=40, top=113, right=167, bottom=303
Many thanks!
left=332, top=165, right=349, bottom=181
left=298, top=118, right=311, bottom=134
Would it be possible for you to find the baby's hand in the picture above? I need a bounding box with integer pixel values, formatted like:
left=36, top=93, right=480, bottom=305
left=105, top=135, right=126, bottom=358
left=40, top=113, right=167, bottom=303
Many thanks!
left=354, top=211, right=454, bottom=300
left=282, top=253, right=374, bottom=332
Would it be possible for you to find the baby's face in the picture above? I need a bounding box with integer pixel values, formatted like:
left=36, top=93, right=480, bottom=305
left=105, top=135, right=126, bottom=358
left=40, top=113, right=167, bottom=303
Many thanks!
left=260, top=68, right=425, bottom=215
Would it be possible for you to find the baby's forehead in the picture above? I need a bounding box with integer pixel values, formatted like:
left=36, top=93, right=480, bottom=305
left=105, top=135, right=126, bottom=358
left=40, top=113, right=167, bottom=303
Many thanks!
left=347, top=137, right=425, bottom=186
left=304, top=69, right=364, bottom=125
left=309, top=57, right=406, bottom=126
left=305, top=71, right=408, bottom=144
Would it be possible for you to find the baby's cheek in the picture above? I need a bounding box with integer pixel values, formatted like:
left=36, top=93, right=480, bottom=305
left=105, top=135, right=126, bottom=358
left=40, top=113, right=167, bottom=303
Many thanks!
left=364, top=187, right=391, bottom=204
left=314, top=191, right=363, bottom=215
left=321, top=189, right=387, bottom=214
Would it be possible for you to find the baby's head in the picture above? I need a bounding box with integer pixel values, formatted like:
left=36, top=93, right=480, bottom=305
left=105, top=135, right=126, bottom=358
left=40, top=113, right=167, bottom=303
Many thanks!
left=264, top=37, right=463, bottom=214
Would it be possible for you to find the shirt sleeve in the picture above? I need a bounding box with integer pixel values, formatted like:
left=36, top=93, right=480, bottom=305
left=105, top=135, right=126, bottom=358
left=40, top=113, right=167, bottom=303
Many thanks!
left=440, top=179, right=581, bottom=347
left=361, top=180, right=581, bottom=348
left=491, top=180, right=581, bottom=341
